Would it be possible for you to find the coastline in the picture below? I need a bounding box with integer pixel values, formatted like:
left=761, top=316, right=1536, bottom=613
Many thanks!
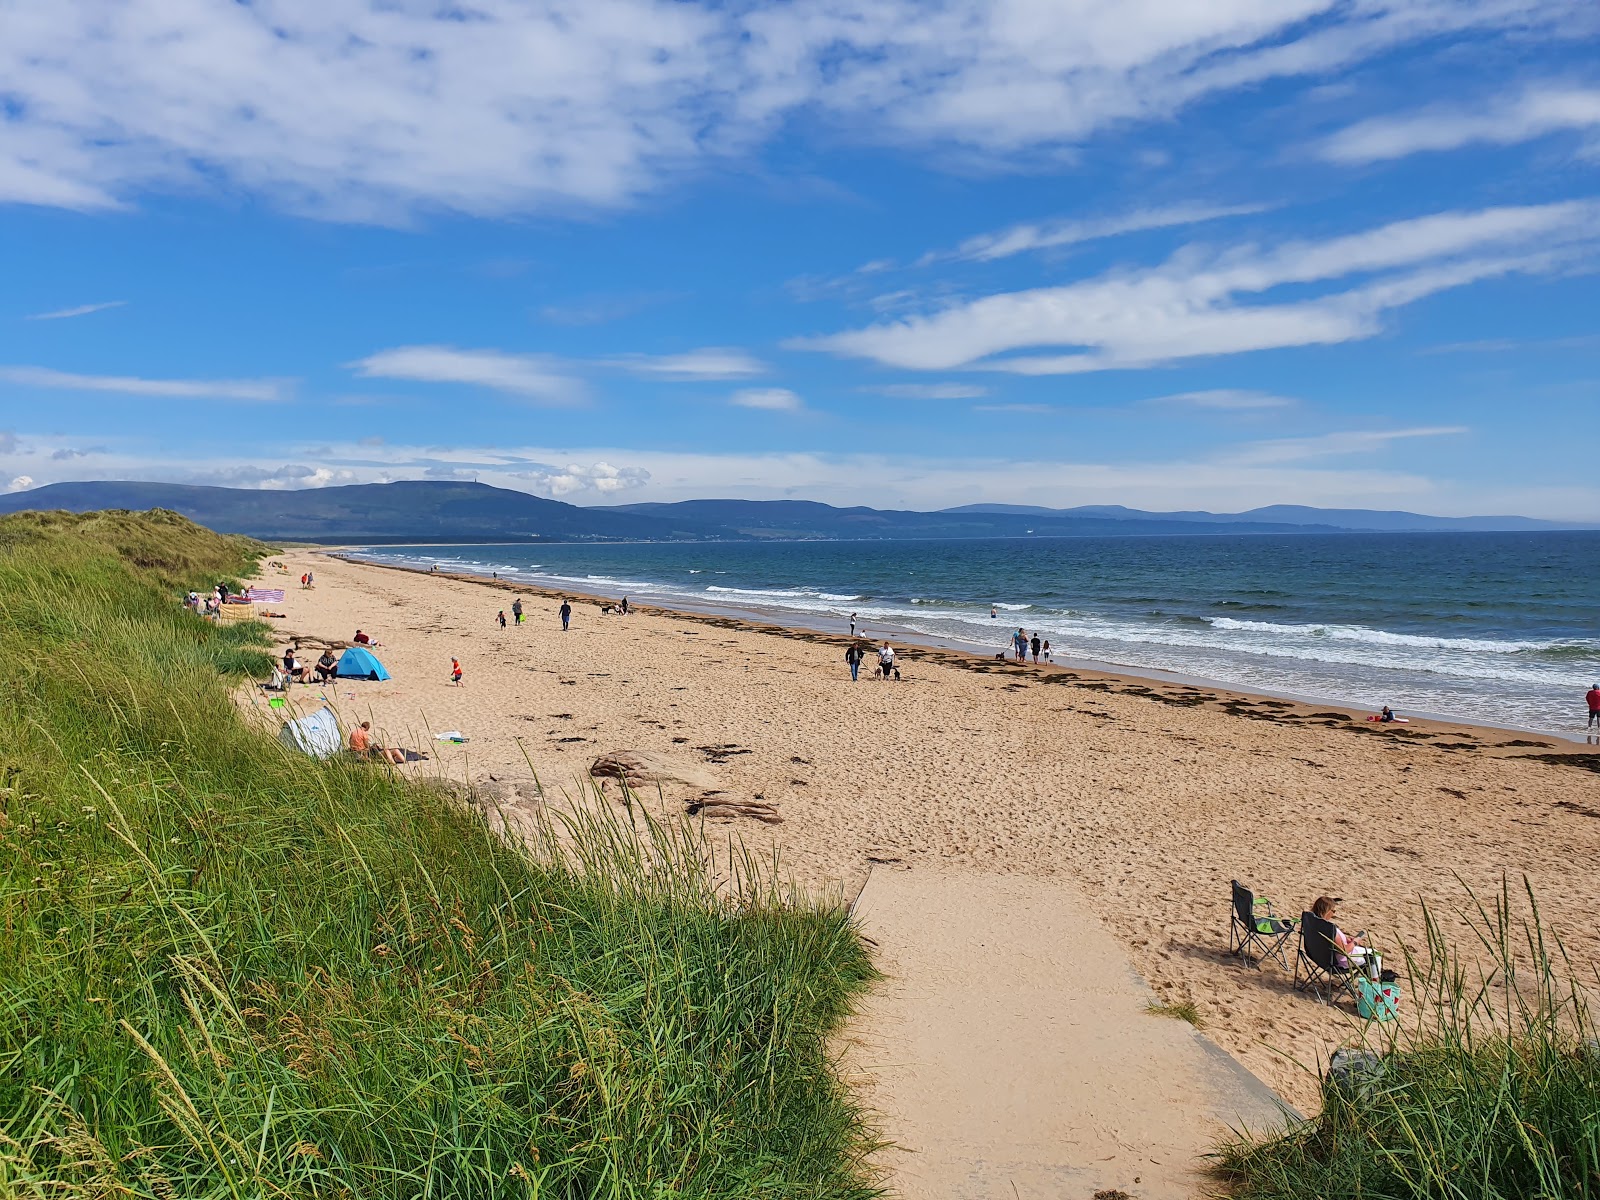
left=333, top=549, right=1599, bottom=750
left=255, top=549, right=1600, bottom=1120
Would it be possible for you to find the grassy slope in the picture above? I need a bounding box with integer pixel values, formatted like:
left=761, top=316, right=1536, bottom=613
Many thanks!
left=0, top=510, right=878, bottom=1199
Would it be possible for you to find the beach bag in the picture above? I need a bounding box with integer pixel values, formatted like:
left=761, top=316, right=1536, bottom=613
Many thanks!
left=1355, top=976, right=1401, bottom=1022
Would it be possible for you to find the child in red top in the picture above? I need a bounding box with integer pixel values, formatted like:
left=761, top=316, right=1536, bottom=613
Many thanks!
left=451, top=658, right=463, bottom=687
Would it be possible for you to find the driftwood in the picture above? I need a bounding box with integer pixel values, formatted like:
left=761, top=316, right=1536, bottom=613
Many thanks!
left=589, top=749, right=717, bottom=791
left=685, top=796, right=783, bottom=825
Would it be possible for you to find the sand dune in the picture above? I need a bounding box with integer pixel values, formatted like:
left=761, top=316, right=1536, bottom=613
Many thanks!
left=246, top=551, right=1600, bottom=1117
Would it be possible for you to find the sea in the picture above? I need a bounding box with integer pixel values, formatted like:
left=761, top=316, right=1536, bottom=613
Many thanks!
left=349, top=531, right=1600, bottom=739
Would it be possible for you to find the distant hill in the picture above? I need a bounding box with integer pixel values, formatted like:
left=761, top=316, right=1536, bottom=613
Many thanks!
left=606, top=498, right=1325, bottom=538
left=0, top=481, right=729, bottom=543
left=941, top=502, right=1588, bottom=533
left=0, top=480, right=1588, bottom=542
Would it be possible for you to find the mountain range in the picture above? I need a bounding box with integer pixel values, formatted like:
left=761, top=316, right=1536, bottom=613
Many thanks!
left=0, top=480, right=1589, bottom=542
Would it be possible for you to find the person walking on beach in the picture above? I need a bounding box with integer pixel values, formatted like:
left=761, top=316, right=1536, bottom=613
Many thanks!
left=451, top=657, right=463, bottom=687
left=878, top=641, right=895, bottom=680
left=845, top=642, right=865, bottom=681
left=497, top=610, right=507, bottom=628
left=512, top=598, right=523, bottom=625
left=1014, top=628, right=1028, bottom=662
left=1030, top=633, right=1041, bottom=663
left=849, top=612, right=857, bottom=637
left=1587, top=683, right=1600, bottom=728
left=559, top=599, right=572, bottom=631
left=1042, top=640, right=1053, bottom=663
left=621, top=596, right=630, bottom=615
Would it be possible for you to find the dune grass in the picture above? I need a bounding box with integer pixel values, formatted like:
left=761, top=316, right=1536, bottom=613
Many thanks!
left=1216, top=883, right=1600, bottom=1199
left=0, top=510, right=880, bottom=1198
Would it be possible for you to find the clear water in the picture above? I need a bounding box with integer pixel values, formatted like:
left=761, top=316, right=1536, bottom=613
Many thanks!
left=351, top=532, right=1600, bottom=737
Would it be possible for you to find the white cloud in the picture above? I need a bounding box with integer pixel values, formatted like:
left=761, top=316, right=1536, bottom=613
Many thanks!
left=7, top=476, right=35, bottom=492
left=348, top=346, right=586, bottom=404
left=1221, top=426, right=1469, bottom=466
left=973, top=403, right=1053, bottom=413
left=0, top=365, right=289, bottom=401
left=797, top=201, right=1600, bottom=373
left=0, top=1, right=1588, bottom=220
left=25, top=300, right=127, bottom=321
left=863, top=382, right=990, bottom=399
left=608, top=348, right=767, bottom=381
left=1150, top=389, right=1296, bottom=409
left=731, top=387, right=804, bottom=411
left=1320, top=85, right=1600, bottom=163
left=510, top=461, right=652, bottom=498
left=0, top=432, right=17, bottom=454
left=932, top=203, right=1267, bottom=264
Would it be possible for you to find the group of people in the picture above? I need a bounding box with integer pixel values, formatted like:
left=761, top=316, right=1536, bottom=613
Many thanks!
left=279, top=644, right=341, bottom=685
left=845, top=640, right=899, bottom=681
left=494, top=597, right=576, bottom=629
left=185, top=581, right=237, bottom=618
left=1010, top=628, right=1052, bottom=664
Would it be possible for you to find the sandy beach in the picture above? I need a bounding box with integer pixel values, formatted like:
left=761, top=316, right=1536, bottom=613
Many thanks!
left=247, top=551, right=1600, bottom=1121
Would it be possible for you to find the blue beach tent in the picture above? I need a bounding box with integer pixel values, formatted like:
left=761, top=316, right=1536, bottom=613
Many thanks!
left=335, top=646, right=391, bottom=681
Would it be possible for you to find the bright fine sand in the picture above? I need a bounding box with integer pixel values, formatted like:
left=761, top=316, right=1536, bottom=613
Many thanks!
left=249, top=552, right=1600, bottom=1180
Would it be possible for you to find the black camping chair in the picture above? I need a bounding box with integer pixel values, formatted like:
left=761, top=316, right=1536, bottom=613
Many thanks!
left=1229, top=880, right=1297, bottom=970
left=1294, top=910, right=1362, bottom=1005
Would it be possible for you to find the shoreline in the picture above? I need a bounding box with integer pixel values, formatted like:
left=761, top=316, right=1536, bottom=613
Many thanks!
left=263, top=548, right=1600, bottom=1118
left=330, top=549, right=1598, bottom=751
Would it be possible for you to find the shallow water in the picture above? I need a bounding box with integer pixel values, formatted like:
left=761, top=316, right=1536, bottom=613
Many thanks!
left=351, top=531, right=1600, bottom=736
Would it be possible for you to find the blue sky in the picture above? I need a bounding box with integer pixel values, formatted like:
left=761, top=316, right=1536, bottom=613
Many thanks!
left=2, top=1, right=1598, bottom=518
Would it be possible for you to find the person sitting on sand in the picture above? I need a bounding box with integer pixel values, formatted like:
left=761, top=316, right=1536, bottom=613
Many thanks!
left=313, top=649, right=338, bottom=683
left=1311, top=896, right=1367, bottom=970
left=352, top=629, right=380, bottom=647
left=349, top=720, right=405, bottom=764
left=282, top=646, right=305, bottom=683
left=1380, top=705, right=1396, bottom=722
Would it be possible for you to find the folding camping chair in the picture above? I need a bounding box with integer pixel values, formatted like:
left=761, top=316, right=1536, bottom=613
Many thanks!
left=1228, top=879, right=1297, bottom=969
left=1294, top=910, right=1363, bottom=1005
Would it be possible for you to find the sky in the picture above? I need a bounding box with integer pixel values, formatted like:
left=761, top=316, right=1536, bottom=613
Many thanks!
left=2, top=1, right=1599, bottom=519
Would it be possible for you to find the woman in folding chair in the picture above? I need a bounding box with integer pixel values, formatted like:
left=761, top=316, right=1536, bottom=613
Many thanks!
left=1295, top=896, right=1368, bottom=1004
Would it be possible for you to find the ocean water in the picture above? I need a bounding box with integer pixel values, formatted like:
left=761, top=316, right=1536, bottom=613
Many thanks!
left=351, top=532, right=1600, bottom=737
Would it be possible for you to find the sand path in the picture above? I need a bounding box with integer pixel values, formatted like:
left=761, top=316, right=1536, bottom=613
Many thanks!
left=245, top=552, right=1600, bottom=1128
left=846, top=867, right=1291, bottom=1198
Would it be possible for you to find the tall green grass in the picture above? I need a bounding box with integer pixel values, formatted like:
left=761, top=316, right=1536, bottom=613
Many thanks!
left=0, top=511, right=880, bottom=1198
left=1217, top=882, right=1600, bottom=1199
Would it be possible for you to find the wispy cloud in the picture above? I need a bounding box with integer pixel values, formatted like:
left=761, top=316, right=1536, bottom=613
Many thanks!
left=1221, top=426, right=1469, bottom=467
left=0, top=1, right=1586, bottom=220
left=929, top=204, right=1267, bottom=264
left=862, top=382, right=990, bottom=400
left=731, top=387, right=803, bottom=412
left=609, top=348, right=767, bottom=381
left=348, top=346, right=586, bottom=404
left=973, top=403, right=1052, bottom=414
left=25, top=300, right=127, bottom=321
left=1320, top=86, right=1600, bottom=164
left=1149, top=389, right=1297, bottom=410
left=796, top=202, right=1600, bottom=374
left=0, top=365, right=289, bottom=401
